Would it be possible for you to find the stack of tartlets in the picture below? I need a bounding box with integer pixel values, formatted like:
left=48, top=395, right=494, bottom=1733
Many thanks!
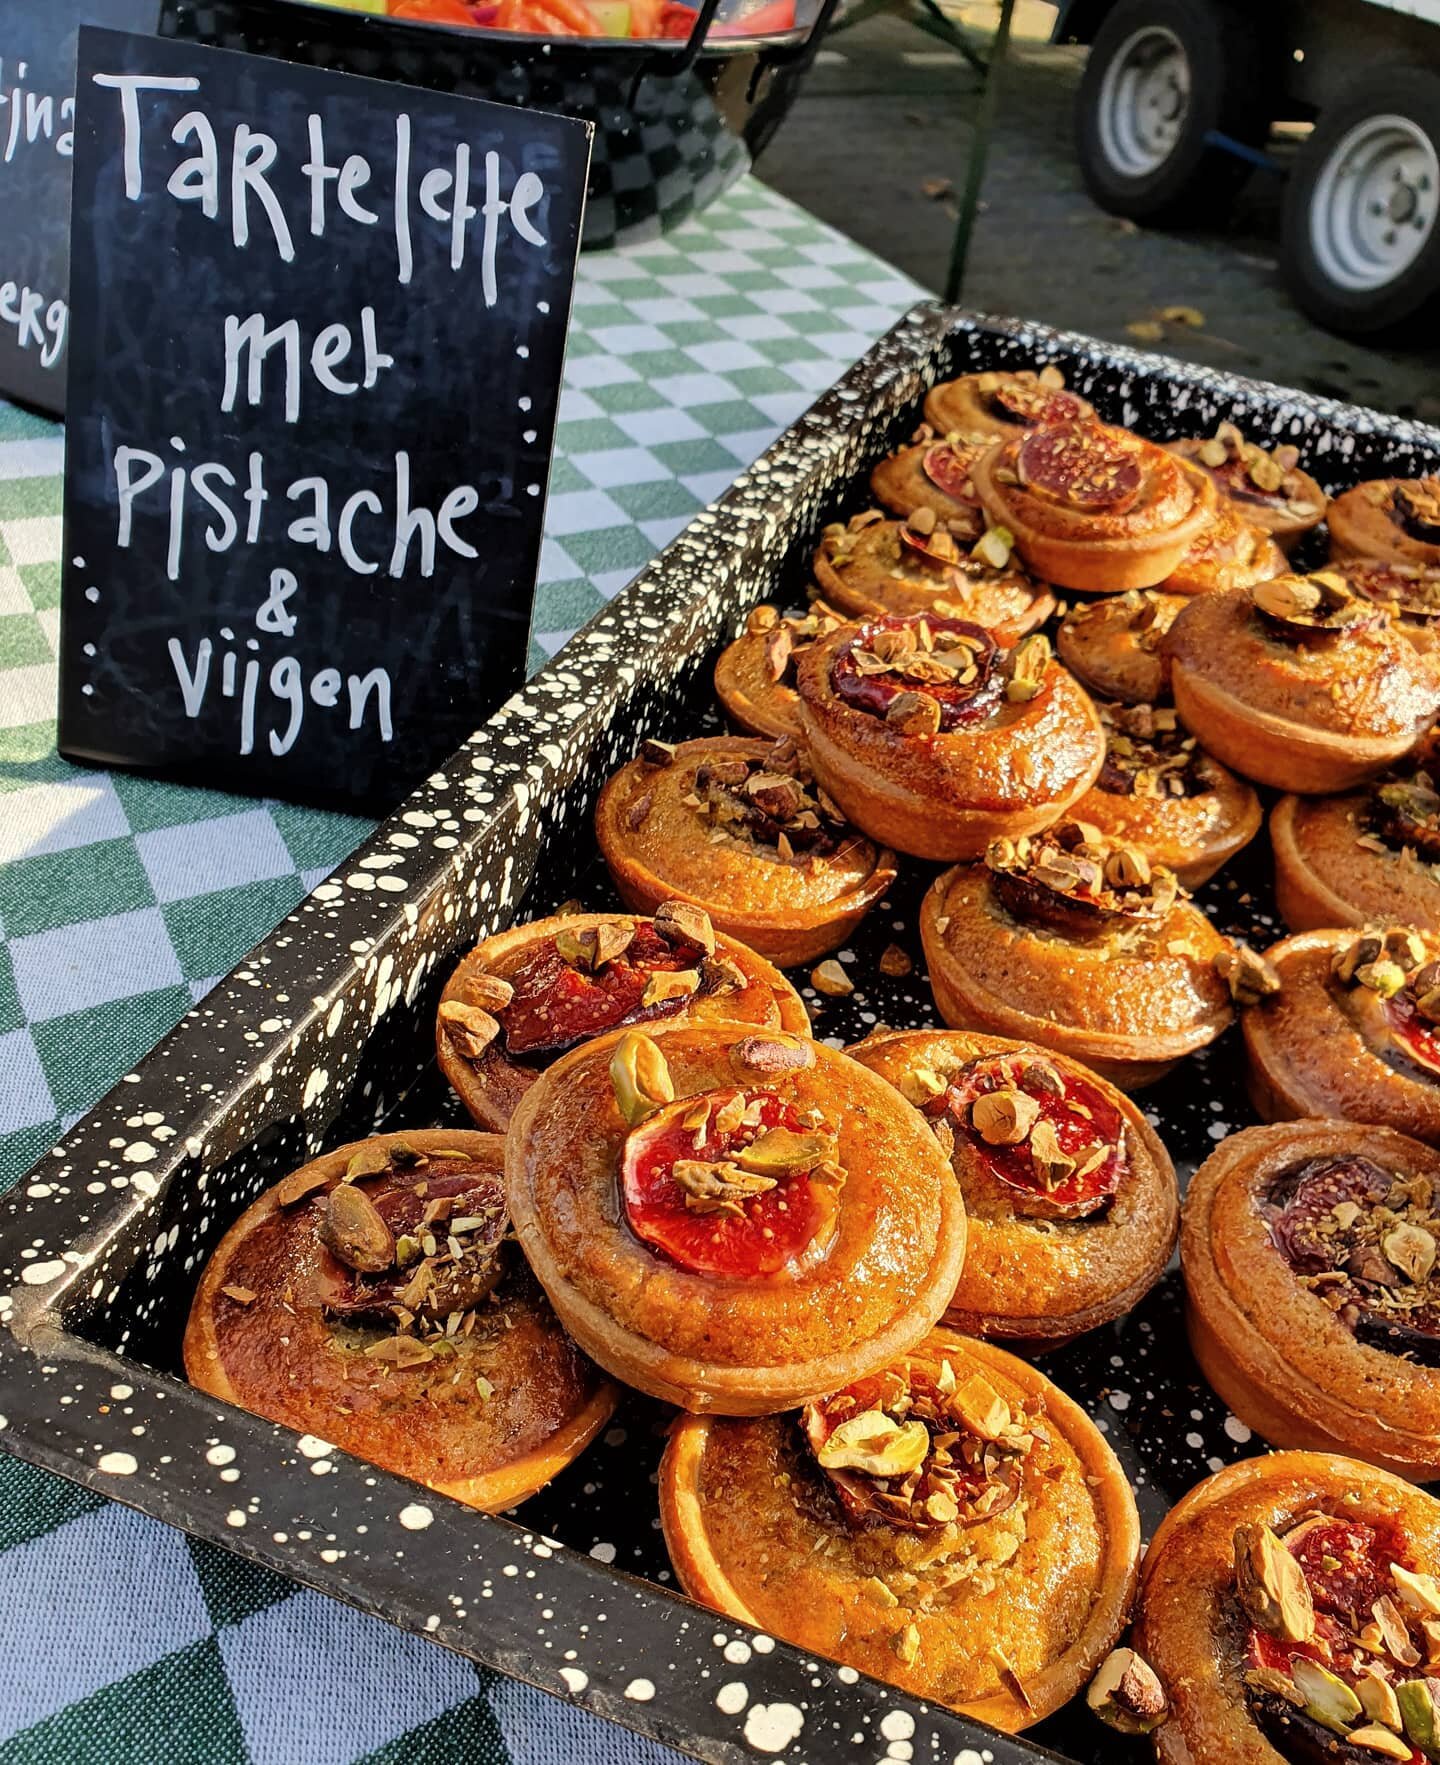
left=184, top=355, right=1440, bottom=1754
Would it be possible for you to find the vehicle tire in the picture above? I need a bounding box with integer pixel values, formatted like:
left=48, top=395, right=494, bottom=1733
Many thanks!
left=1075, top=0, right=1270, bottom=226
left=1281, top=66, right=1440, bottom=336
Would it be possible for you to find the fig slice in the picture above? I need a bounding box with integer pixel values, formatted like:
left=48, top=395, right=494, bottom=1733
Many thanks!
left=499, top=921, right=700, bottom=1057
left=1394, top=479, right=1440, bottom=544
left=1016, top=421, right=1144, bottom=514
left=922, top=438, right=988, bottom=503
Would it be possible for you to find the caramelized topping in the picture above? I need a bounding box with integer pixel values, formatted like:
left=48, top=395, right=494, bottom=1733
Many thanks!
left=975, top=364, right=1087, bottom=429
left=831, top=614, right=1006, bottom=732
left=801, top=1359, right=1038, bottom=1535
left=1252, top=572, right=1385, bottom=643
left=1096, top=701, right=1206, bottom=799
left=923, top=1051, right=1127, bottom=1220
left=669, top=736, right=848, bottom=858
left=1193, top=421, right=1314, bottom=514
left=986, top=820, right=1182, bottom=932
left=476, top=908, right=734, bottom=1061
left=1262, top=1153, right=1440, bottom=1361
left=620, top=1074, right=845, bottom=1278
left=1394, top=480, right=1440, bottom=545
left=1238, top=1508, right=1440, bottom=1764
left=1015, top=420, right=1145, bottom=514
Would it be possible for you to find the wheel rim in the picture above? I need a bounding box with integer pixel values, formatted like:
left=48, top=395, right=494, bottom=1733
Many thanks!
left=1095, top=25, right=1191, bottom=179
left=1309, top=113, right=1439, bottom=292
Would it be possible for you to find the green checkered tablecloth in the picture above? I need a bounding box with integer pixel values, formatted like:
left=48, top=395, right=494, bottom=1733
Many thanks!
left=0, top=180, right=919, bottom=1765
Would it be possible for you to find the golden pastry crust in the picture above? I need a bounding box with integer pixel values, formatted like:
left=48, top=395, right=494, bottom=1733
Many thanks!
left=1055, top=590, right=1184, bottom=704
left=1135, top=1451, right=1440, bottom=1765
left=1271, top=788, right=1440, bottom=934
left=794, top=613, right=1105, bottom=862
left=437, top=910, right=809, bottom=1131
left=1240, top=927, right=1440, bottom=1143
left=922, top=365, right=1096, bottom=443
left=972, top=420, right=1217, bottom=593
left=660, top=1329, right=1139, bottom=1731
left=1159, top=498, right=1288, bottom=595
left=184, top=1131, right=616, bottom=1512
left=921, top=830, right=1234, bottom=1090
left=868, top=427, right=996, bottom=533
left=1330, top=475, right=1440, bottom=567
left=660, top=1327, right=1136, bottom=1729
left=1165, top=578, right=1440, bottom=793
left=594, top=735, right=898, bottom=968
left=504, top=1023, right=967, bottom=1414
left=813, top=510, right=1055, bottom=637
left=1165, top=427, right=1327, bottom=549
left=1181, top=1122, right=1440, bottom=1477
left=849, top=1029, right=1177, bottom=1344
left=1070, top=701, right=1263, bottom=887
left=713, top=602, right=845, bottom=742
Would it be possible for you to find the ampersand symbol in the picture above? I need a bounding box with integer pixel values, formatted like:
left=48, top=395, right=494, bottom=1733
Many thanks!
left=256, top=568, right=299, bottom=637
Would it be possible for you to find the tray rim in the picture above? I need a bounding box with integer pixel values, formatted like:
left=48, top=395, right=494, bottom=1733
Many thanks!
left=4, top=298, right=1440, bottom=1765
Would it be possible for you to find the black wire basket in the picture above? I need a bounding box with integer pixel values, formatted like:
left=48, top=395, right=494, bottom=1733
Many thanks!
left=160, top=0, right=839, bottom=247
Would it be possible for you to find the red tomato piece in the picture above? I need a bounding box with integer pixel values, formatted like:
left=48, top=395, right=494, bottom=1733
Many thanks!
left=830, top=615, right=1002, bottom=732
left=500, top=923, right=698, bottom=1057
left=932, top=1054, right=1126, bottom=1218
left=1016, top=421, right=1145, bottom=515
left=622, top=1090, right=839, bottom=1278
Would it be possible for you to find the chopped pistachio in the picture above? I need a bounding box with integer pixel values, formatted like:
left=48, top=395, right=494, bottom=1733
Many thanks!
left=816, top=1408, right=929, bottom=1477
left=1234, top=1523, right=1315, bottom=1643
left=1291, top=1657, right=1363, bottom=1734
left=609, top=1031, right=674, bottom=1126
left=1086, top=1648, right=1168, bottom=1735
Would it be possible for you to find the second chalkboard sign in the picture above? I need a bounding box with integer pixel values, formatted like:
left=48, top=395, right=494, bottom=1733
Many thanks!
left=58, top=26, right=591, bottom=811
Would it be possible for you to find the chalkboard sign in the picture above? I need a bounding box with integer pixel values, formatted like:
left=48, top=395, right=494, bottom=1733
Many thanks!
left=58, top=27, right=591, bottom=811
left=0, top=0, right=159, bottom=413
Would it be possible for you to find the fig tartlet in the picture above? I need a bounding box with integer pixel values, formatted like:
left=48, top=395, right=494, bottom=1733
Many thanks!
left=1240, top=925, right=1440, bottom=1144
left=794, top=611, right=1105, bottom=862
left=868, top=425, right=996, bottom=535
left=437, top=906, right=808, bottom=1131
left=1055, top=589, right=1184, bottom=704
left=504, top=1023, right=967, bottom=1414
left=1164, top=574, right=1440, bottom=793
left=661, top=1328, right=1140, bottom=1731
left=1165, top=422, right=1327, bottom=550
left=971, top=418, right=1217, bottom=593
left=184, top=1130, right=615, bottom=1510
left=922, top=362, right=1095, bottom=444
left=812, top=508, right=1055, bottom=637
left=850, top=1030, right=1177, bottom=1347
left=1070, top=701, right=1263, bottom=887
left=1182, top=1122, right=1440, bottom=1478
left=1330, top=474, right=1440, bottom=568
left=1159, top=497, right=1288, bottom=596
left=594, top=734, right=897, bottom=967
left=920, top=821, right=1234, bottom=1089
left=713, top=601, right=845, bottom=742
left=1336, top=556, right=1440, bottom=657
left=1133, top=1450, right=1440, bottom=1764
left=1272, top=752, right=1440, bottom=933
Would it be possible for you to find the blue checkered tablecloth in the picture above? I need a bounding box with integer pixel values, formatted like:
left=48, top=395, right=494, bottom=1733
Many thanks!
left=0, top=180, right=920, bottom=1764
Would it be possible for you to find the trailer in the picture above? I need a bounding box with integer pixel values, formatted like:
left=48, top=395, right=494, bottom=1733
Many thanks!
left=1059, top=0, right=1440, bottom=333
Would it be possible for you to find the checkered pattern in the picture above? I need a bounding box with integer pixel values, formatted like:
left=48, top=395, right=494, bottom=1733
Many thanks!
left=0, top=180, right=917, bottom=1764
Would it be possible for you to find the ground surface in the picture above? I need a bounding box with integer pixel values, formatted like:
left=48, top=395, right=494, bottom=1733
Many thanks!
left=756, top=7, right=1440, bottom=420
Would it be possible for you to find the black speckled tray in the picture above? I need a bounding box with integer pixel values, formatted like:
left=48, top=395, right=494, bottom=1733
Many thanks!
left=3, top=301, right=1439, bottom=1765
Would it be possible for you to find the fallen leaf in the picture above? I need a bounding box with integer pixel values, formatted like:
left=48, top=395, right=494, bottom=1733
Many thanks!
left=921, top=177, right=954, bottom=200
left=1109, top=216, right=1140, bottom=235
left=1160, top=304, right=1205, bottom=327
left=1125, top=320, right=1165, bottom=343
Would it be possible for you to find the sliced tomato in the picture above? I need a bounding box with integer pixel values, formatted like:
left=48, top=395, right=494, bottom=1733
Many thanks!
left=622, top=1090, right=839, bottom=1278
left=934, top=1054, right=1125, bottom=1218
left=1016, top=422, right=1144, bottom=515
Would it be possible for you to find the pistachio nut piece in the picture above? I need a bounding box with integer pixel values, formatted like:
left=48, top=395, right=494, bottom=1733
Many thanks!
left=1234, top=1523, right=1315, bottom=1643
left=1398, top=1678, right=1440, bottom=1758
left=1086, top=1647, right=1168, bottom=1735
left=610, top=1031, right=675, bottom=1127
left=319, top=1182, right=395, bottom=1273
left=1290, top=1657, right=1363, bottom=1735
left=1395, top=1565, right=1440, bottom=1617
left=815, top=1408, right=929, bottom=1478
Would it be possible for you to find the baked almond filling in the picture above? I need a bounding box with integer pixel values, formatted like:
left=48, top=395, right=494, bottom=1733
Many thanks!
left=1237, top=1507, right=1440, bottom=1763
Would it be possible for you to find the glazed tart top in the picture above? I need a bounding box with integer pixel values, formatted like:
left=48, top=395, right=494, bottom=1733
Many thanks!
left=816, top=508, right=1051, bottom=626
left=1168, top=422, right=1325, bottom=525
left=980, top=419, right=1209, bottom=538
left=926, top=363, right=1095, bottom=437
